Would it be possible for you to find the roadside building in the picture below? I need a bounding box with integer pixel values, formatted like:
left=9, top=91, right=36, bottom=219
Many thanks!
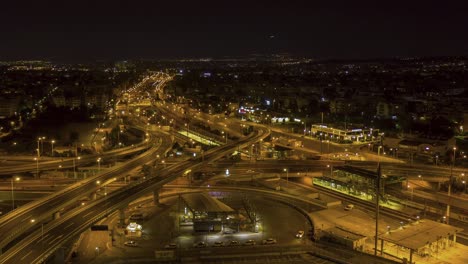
left=180, top=192, right=235, bottom=232
left=311, top=124, right=380, bottom=143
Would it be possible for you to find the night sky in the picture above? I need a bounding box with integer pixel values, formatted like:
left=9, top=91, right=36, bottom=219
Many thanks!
left=1, top=0, right=467, bottom=61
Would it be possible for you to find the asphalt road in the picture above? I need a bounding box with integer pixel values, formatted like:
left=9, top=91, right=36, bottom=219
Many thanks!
left=0, top=125, right=268, bottom=263
left=0, top=131, right=170, bottom=252
left=75, top=192, right=312, bottom=263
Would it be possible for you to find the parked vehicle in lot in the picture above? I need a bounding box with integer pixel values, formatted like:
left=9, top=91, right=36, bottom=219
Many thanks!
left=262, top=238, right=277, bottom=245
left=124, top=240, right=138, bottom=247
left=243, top=239, right=256, bottom=246
left=228, top=240, right=239, bottom=246
left=194, top=241, right=207, bottom=248
left=296, top=230, right=305, bottom=238
left=129, top=212, right=144, bottom=221
left=164, top=243, right=177, bottom=249
left=212, top=241, right=224, bottom=247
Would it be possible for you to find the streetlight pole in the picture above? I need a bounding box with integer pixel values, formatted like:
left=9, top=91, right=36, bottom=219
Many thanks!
left=37, top=138, right=41, bottom=158
left=34, top=157, right=39, bottom=177
left=446, top=146, right=456, bottom=224
left=407, top=184, right=413, bottom=201
left=51, top=140, right=55, bottom=156
left=378, top=146, right=383, bottom=163
left=97, top=158, right=101, bottom=173
left=11, top=177, right=20, bottom=210
left=283, top=168, right=289, bottom=185
left=73, top=156, right=81, bottom=179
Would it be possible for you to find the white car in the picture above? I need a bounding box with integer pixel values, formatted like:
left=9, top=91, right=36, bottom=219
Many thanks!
left=194, top=241, right=207, bottom=248
left=212, top=241, right=224, bottom=247
left=344, top=204, right=354, bottom=211
left=124, top=240, right=138, bottom=247
left=164, top=243, right=177, bottom=249
left=243, top=239, right=256, bottom=246
left=296, top=230, right=305, bottom=238
left=262, top=238, right=277, bottom=245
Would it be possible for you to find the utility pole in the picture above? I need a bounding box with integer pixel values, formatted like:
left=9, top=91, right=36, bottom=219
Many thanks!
left=374, top=164, right=381, bottom=256
left=446, top=146, right=456, bottom=224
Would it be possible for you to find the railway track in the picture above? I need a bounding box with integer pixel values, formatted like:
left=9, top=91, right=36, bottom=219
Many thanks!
left=313, top=184, right=418, bottom=222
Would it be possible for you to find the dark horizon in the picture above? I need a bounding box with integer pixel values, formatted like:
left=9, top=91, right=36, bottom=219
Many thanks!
left=1, top=0, right=468, bottom=62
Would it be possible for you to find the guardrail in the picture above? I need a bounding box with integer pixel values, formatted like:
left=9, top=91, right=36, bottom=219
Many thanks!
left=0, top=124, right=152, bottom=175
left=1, top=126, right=269, bottom=263
left=0, top=129, right=166, bottom=251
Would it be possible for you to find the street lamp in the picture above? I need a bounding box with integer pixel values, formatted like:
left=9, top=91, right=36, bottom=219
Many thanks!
left=37, top=137, right=46, bottom=157
left=51, top=140, right=55, bottom=156
left=446, top=146, right=457, bottom=224
left=327, top=164, right=333, bottom=177
left=37, top=138, right=41, bottom=158
left=407, top=184, right=413, bottom=201
left=73, top=156, right=81, bottom=179
left=283, top=168, right=289, bottom=185
left=34, top=157, right=39, bottom=176
left=11, top=177, right=20, bottom=210
left=377, top=146, right=383, bottom=164
left=222, top=131, right=227, bottom=144
left=97, top=158, right=102, bottom=173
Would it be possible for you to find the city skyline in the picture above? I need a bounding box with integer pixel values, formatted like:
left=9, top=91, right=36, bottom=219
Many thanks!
left=1, top=0, right=468, bottom=62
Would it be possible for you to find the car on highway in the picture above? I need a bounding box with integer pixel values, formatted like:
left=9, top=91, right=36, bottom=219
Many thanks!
left=243, top=239, right=256, bottom=246
left=228, top=240, right=239, bottom=246
left=344, top=204, right=354, bottom=211
left=212, top=241, right=224, bottom=247
left=124, top=240, right=138, bottom=247
left=262, top=238, right=277, bottom=245
left=194, top=241, right=207, bottom=248
left=164, top=243, right=177, bottom=249
left=296, top=230, right=305, bottom=238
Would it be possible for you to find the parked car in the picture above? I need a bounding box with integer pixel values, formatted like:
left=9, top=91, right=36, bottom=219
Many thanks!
left=243, top=239, right=256, bottom=246
left=124, top=240, right=138, bottom=247
left=212, top=241, right=224, bottom=247
left=194, top=241, right=207, bottom=248
left=344, top=204, right=354, bottom=211
left=164, top=243, right=177, bottom=249
left=228, top=240, right=239, bottom=246
left=262, top=238, right=277, bottom=245
left=296, top=230, right=305, bottom=238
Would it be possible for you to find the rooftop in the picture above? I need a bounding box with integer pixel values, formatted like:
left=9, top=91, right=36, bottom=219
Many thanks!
left=181, top=192, right=234, bottom=213
left=381, top=219, right=463, bottom=250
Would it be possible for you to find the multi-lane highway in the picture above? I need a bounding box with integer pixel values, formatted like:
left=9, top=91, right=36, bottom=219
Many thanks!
left=0, top=128, right=151, bottom=176
left=0, top=124, right=270, bottom=263
left=0, top=128, right=171, bottom=253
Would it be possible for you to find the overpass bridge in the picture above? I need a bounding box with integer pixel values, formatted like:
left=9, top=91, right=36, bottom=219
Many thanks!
left=0, top=125, right=270, bottom=263
left=0, top=127, right=171, bottom=253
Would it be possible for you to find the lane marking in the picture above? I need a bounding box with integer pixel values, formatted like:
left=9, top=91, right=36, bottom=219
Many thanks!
left=36, top=233, right=50, bottom=243
left=20, top=250, right=33, bottom=261
left=20, top=215, right=32, bottom=223
left=64, top=222, right=74, bottom=230
left=48, top=234, right=63, bottom=245
left=82, top=210, right=95, bottom=218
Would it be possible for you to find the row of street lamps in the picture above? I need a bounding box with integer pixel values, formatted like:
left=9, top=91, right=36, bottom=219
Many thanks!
left=36, top=136, right=56, bottom=157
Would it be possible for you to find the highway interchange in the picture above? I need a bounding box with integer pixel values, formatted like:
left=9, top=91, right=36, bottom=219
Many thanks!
left=0, top=72, right=466, bottom=263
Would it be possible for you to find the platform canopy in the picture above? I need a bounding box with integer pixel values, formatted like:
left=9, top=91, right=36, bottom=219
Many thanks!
left=381, top=219, right=463, bottom=250
left=181, top=192, right=234, bottom=213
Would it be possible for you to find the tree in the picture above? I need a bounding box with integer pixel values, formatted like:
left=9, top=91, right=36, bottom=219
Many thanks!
left=69, top=131, right=79, bottom=143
